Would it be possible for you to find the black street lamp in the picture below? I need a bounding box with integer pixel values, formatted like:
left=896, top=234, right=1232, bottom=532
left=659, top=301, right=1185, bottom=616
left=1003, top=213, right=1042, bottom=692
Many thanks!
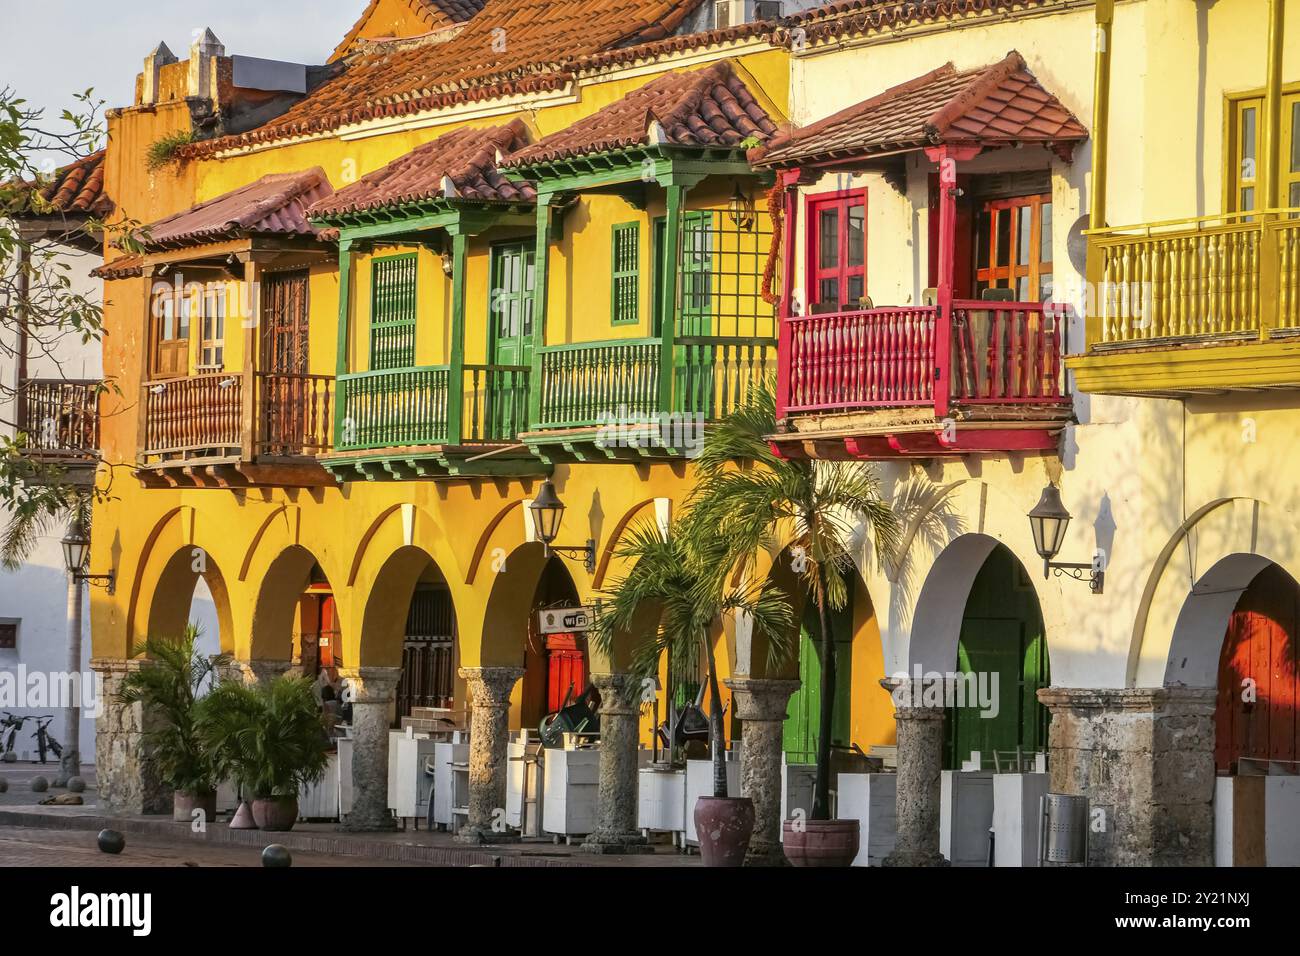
left=61, top=517, right=114, bottom=594
left=529, top=481, right=596, bottom=573
left=1027, top=484, right=1104, bottom=594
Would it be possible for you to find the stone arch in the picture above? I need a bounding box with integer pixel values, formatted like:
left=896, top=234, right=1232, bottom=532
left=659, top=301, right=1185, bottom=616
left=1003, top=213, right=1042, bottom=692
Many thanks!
left=1164, top=552, right=1284, bottom=689
left=249, top=544, right=333, bottom=664
left=357, top=545, right=458, bottom=670
left=144, top=547, right=236, bottom=656
left=907, top=533, right=1004, bottom=673
left=480, top=541, right=554, bottom=668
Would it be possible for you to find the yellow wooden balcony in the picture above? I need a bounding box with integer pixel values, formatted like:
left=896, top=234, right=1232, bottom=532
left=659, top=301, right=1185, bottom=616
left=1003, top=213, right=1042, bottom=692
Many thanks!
left=1070, top=210, right=1300, bottom=396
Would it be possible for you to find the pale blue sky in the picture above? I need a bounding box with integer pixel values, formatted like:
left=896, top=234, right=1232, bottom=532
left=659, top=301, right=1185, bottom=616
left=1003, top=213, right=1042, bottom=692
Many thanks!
left=0, top=0, right=360, bottom=159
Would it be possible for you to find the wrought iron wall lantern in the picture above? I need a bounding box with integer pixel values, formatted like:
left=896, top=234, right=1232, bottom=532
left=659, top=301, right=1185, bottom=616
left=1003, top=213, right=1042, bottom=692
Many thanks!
left=1027, top=484, right=1104, bottom=594
left=529, top=480, right=596, bottom=573
left=62, top=517, right=115, bottom=595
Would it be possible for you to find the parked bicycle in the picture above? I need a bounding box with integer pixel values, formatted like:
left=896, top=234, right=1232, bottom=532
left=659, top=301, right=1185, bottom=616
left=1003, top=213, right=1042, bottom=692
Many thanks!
left=1, top=712, right=29, bottom=762
left=32, top=716, right=62, bottom=765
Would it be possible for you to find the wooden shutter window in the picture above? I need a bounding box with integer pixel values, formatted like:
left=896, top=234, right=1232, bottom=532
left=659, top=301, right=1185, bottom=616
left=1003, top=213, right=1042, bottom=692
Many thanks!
left=611, top=222, right=640, bottom=326
left=370, top=254, right=418, bottom=370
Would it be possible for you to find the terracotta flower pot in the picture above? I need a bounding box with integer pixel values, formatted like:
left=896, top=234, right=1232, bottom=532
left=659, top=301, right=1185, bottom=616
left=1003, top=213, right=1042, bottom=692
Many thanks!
left=693, top=796, right=755, bottom=867
left=172, top=789, right=217, bottom=824
left=782, top=817, right=860, bottom=867
left=251, top=796, right=299, bottom=832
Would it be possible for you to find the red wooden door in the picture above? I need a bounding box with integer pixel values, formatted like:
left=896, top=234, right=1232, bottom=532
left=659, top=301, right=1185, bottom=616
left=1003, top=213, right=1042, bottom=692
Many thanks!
left=1215, top=565, right=1300, bottom=773
left=545, top=634, right=586, bottom=713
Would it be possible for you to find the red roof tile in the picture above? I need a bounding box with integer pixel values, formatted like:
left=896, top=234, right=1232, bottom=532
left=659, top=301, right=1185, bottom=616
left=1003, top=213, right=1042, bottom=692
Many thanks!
left=505, top=61, right=777, bottom=169
left=8, top=149, right=112, bottom=219
left=137, top=168, right=335, bottom=250
left=310, top=120, right=535, bottom=219
left=785, top=0, right=1056, bottom=42
left=754, top=51, right=1087, bottom=167
left=184, top=0, right=712, bottom=158
left=90, top=254, right=144, bottom=280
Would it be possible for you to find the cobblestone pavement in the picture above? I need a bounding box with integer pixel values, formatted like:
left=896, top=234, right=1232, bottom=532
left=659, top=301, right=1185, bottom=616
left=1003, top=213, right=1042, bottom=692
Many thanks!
left=0, top=826, right=420, bottom=867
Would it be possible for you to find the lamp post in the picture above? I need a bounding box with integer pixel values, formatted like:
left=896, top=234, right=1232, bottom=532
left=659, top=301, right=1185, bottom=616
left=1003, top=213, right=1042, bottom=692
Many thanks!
left=57, top=516, right=114, bottom=786
left=1027, top=484, right=1104, bottom=594
left=529, top=480, right=596, bottom=573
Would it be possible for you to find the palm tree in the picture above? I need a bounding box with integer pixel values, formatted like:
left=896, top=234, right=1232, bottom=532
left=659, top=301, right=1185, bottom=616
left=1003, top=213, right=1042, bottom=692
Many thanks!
left=0, top=485, right=90, bottom=571
left=691, top=385, right=901, bottom=821
left=115, top=626, right=230, bottom=796
left=592, top=512, right=794, bottom=799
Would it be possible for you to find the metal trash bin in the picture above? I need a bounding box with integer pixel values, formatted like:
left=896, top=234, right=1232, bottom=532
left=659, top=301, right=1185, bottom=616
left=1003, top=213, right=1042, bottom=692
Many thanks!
left=1039, top=792, right=1089, bottom=865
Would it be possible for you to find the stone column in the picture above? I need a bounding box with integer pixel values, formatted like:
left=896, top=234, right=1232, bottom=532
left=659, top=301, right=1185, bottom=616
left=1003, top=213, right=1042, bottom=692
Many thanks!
left=91, top=658, right=171, bottom=815
left=726, top=677, right=800, bottom=866
left=238, top=659, right=296, bottom=685
left=582, top=673, right=651, bottom=854
left=1039, top=686, right=1216, bottom=867
left=339, top=666, right=403, bottom=832
left=882, top=679, right=948, bottom=867
left=209, top=655, right=244, bottom=686
left=457, top=666, right=525, bottom=844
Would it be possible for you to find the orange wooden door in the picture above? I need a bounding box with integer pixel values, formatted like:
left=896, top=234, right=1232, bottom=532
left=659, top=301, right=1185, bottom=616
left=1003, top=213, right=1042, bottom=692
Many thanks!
left=1215, top=565, right=1300, bottom=773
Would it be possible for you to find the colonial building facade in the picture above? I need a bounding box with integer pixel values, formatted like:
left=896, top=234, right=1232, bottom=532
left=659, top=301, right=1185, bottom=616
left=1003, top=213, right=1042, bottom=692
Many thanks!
left=86, top=0, right=1300, bottom=866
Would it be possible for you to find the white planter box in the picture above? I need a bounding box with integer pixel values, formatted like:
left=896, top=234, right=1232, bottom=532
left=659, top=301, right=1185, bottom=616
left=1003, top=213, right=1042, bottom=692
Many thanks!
left=992, top=772, right=1048, bottom=867
left=836, top=773, right=897, bottom=866
left=638, top=765, right=687, bottom=837
left=542, top=747, right=600, bottom=841
left=780, top=759, right=817, bottom=842
left=1215, top=774, right=1300, bottom=867
left=390, top=731, right=438, bottom=823
left=684, top=755, right=742, bottom=846
left=433, top=738, right=470, bottom=831
left=299, top=752, right=340, bottom=821
left=940, top=770, right=994, bottom=866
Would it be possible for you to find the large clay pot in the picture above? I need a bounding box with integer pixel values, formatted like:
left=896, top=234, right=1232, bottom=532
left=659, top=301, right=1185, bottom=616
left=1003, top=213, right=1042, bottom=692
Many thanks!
left=172, top=789, right=218, bottom=824
left=251, top=796, right=299, bottom=832
left=782, top=818, right=860, bottom=867
left=693, top=796, right=755, bottom=867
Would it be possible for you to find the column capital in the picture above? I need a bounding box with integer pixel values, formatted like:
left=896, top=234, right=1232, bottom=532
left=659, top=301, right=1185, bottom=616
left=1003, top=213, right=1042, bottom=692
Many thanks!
left=459, top=666, right=525, bottom=708
left=725, top=677, right=801, bottom=722
left=340, top=666, right=404, bottom=704
left=589, top=672, right=640, bottom=717
left=1037, top=685, right=1216, bottom=716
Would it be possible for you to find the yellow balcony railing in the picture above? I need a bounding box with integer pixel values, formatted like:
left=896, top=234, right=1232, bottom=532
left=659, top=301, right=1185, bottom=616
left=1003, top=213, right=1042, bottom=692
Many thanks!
left=1086, top=209, right=1300, bottom=348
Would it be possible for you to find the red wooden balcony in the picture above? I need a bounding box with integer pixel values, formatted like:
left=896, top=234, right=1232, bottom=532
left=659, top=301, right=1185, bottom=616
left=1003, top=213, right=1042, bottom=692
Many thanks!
left=137, top=371, right=334, bottom=488
left=15, top=378, right=101, bottom=480
left=773, top=300, right=1072, bottom=459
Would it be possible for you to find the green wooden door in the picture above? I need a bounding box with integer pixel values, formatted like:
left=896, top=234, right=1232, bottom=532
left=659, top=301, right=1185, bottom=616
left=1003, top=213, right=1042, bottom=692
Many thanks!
left=783, top=599, right=853, bottom=765
left=679, top=211, right=714, bottom=337
left=946, top=545, right=1051, bottom=770
left=490, top=242, right=535, bottom=368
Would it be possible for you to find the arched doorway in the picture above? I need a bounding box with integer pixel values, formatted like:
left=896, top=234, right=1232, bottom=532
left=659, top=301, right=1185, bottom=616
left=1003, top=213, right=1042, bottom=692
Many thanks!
left=250, top=545, right=342, bottom=674
left=944, top=543, right=1050, bottom=771
left=144, top=547, right=232, bottom=661
left=783, top=594, right=854, bottom=765
left=1214, top=563, right=1300, bottom=773
left=520, top=555, right=584, bottom=732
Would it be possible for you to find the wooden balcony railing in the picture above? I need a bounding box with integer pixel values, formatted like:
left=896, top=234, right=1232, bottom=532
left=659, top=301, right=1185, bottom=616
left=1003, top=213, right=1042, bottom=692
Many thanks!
left=783, top=302, right=1068, bottom=415
left=535, top=336, right=776, bottom=429
left=141, top=371, right=333, bottom=462
left=335, top=364, right=532, bottom=452
left=16, top=378, right=101, bottom=458
left=1088, top=210, right=1300, bottom=346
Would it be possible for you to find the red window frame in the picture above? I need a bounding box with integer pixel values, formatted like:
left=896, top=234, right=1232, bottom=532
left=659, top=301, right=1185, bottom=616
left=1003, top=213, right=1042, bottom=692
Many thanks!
left=805, top=188, right=867, bottom=313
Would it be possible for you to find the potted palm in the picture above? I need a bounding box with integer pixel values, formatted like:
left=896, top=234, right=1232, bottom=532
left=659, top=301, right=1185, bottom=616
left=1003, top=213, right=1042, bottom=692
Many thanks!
left=692, top=386, right=901, bottom=867
left=198, top=674, right=329, bottom=832
left=593, top=510, right=793, bottom=867
left=115, top=626, right=228, bottom=822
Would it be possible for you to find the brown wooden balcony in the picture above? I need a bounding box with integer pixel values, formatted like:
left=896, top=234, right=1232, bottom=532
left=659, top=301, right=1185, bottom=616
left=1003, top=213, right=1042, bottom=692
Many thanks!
left=137, top=371, right=334, bottom=489
left=772, top=300, right=1073, bottom=460
left=15, top=378, right=101, bottom=481
left=1070, top=210, right=1300, bottom=396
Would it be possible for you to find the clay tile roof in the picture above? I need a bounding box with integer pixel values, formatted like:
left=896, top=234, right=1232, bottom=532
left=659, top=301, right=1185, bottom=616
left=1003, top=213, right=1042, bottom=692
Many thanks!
left=137, top=168, right=336, bottom=250
left=504, top=61, right=778, bottom=169
left=7, top=149, right=113, bottom=219
left=185, top=0, right=712, bottom=159
left=754, top=51, right=1087, bottom=167
left=90, top=254, right=145, bottom=280
left=786, top=0, right=1055, bottom=41
left=330, top=0, right=489, bottom=62
left=310, top=120, right=536, bottom=220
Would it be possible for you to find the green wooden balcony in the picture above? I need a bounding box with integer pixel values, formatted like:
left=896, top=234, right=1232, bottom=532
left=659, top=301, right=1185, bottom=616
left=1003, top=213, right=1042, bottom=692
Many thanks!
left=324, top=363, right=539, bottom=480
left=526, top=335, right=776, bottom=460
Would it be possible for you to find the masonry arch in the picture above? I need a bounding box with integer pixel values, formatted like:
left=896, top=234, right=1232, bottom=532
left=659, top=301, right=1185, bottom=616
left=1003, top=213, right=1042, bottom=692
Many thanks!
left=144, top=547, right=235, bottom=657
left=249, top=544, right=342, bottom=667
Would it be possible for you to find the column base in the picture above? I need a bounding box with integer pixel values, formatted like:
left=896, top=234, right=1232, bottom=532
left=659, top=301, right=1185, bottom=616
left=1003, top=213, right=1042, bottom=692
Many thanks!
left=883, top=849, right=950, bottom=867
left=744, top=842, right=791, bottom=867
left=53, top=749, right=80, bottom=788
left=580, top=831, right=654, bottom=855
left=455, top=826, right=521, bottom=845
left=339, top=815, right=400, bottom=833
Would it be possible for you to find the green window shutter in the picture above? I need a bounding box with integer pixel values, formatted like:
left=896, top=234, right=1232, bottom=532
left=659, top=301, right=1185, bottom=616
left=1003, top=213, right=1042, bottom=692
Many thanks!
left=370, top=253, right=418, bottom=370
left=610, top=222, right=640, bottom=326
